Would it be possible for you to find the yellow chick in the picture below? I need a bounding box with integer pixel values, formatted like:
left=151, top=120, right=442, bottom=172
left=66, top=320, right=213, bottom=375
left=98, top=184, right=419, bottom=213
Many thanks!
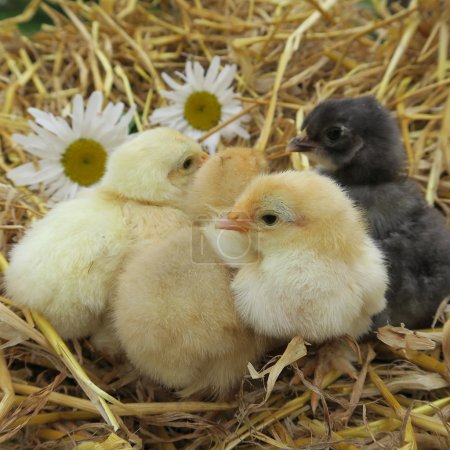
left=185, top=147, right=268, bottom=220
left=5, top=128, right=207, bottom=341
left=216, top=171, right=388, bottom=343
left=113, top=148, right=271, bottom=397
left=113, top=227, right=269, bottom=398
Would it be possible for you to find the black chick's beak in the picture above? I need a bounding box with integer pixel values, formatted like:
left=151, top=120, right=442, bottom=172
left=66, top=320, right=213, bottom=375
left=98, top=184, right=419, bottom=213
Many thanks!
left=287, top=135, right=317, bottom=152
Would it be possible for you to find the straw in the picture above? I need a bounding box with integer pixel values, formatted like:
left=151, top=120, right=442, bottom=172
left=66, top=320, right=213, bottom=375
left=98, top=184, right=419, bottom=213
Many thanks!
left=1, top=0, right=449, bottom=447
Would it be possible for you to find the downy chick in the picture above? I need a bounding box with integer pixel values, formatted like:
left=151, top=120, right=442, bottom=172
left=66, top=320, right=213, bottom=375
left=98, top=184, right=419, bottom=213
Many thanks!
left=186, top=147, right=268, bottom=220
left=5, top=128, right=207, bottom=340
left=113, top=227, right=269, bottom=398
left=216, top=171, right=388, bottom=343
left=114, top=148, right=270, bottom=397
left=288, top=96, right=450, bottom=330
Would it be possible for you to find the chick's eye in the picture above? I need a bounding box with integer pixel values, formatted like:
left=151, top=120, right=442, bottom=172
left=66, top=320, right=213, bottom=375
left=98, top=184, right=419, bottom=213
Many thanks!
left=260, top=213, right=279, bottom=226
left=183, top=157, right=193, bottom=170
left=325, top=126, right=342, bottom=141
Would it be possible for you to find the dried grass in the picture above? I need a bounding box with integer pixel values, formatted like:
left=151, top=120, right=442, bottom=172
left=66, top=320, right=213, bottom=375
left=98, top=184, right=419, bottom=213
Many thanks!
left=1, top=0, right=450, bottom=448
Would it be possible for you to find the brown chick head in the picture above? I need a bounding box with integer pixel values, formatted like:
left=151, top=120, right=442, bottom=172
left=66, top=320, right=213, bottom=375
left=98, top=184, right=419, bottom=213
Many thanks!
left=187, top=147, right=268, bottom=219
left=101, top=127, right=208, bottom=205
left=218, top=170, right=367, bottom=259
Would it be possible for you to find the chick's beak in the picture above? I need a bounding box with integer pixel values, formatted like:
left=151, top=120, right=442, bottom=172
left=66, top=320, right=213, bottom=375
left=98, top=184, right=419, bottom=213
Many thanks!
left=287, top=135, right=317, bottom=152
left=198, top=152, right=209, bottom=166
left=216, top=213, right=252, bottom=232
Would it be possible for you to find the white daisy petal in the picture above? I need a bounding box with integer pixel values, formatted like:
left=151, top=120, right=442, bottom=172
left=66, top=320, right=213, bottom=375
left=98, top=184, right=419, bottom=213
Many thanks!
left=28, top=108, right=55, bottom=124
left=101, top=102, right=125, bottom=126
left=193, top=61, right=205, bottom=78
left=174, top=71, right=188, bottom=82
left=29, top=110, right=64, bottom=136
left=222, top=104, right=244, bottom=114
left=186, top=61, right=203, bottom=91
left=162, top=72, right=185, bottom=91
left=183, top=127, right=204, bottom=142
left=218, top=89, right=237, bottom=104
left=53, top=117, right=78, bottom=142
left=51, top=178, right=75, bottom=203
left=160, top=90, right=190, bottom=103
left=204, top=56, right=221, bottom=87
left=10, top=91, right=134, bottom=204
left=7, top=161, right=63, bottom=185
left=7, top=162, right=41, bottom=185
left=79, top=93, right=102, bottom=137
left=68, top=182, right=80, bottom=199
left=44, top=175, right=68, bottom=197
left=185, top=61, right=195, bottom=84
left=117, top=104, right=136, bottom=128
left=173, top=123, right=188, bottom=133
left=150, top=105, right=184, bottom=122
left=85, top=91, right=103, bottom=121
left=202, top=133, right=221, bottom=155
left=32, top=132, right=68, bottom=155
left=28, top=122, right=68, bottom=154
left=98, top=134, right=122, bottom=151
left=212, top=65, right=237, bottom=92
left=225, top=124, right=250, bottom=140
left=193, top=61, right=206, bottom=89
left=11, top=133, right=28, bottom=145
left=93, top=104, right=128, bottom=144
left=71, top=94, right=84, bottom=134
left=171, top=116, right=190, bottom=131
left=12, top=133, right=61, bottom=160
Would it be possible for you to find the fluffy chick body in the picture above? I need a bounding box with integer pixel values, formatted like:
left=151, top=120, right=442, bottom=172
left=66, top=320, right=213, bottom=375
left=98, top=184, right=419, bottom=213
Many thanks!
left=114, top=227, right=268, bottom=397
left=351, top=181, right=450, bottom=330
left=113, top=147, right=271, bottom=397
left=5, top=128, right=206, bottom=339
left=216, top=171, right=388, bottom=343
left=289, top=96, right=450, bottom=330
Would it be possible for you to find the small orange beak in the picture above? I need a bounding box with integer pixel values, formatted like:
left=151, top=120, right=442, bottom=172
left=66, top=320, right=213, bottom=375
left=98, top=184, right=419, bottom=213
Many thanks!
left=216, top=213, right=252, bottom=232
left=199, top=152, right=209, bottom=165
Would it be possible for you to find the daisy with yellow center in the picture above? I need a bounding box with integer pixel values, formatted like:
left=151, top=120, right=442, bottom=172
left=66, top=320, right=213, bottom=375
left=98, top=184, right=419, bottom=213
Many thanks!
left=7, top=91, right=135, bottom=203
left=149, top=56, right=249, bottom=154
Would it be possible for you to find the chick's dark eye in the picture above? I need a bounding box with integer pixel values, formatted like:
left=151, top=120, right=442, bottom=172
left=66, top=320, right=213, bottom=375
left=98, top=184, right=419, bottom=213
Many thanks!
left=325, top=126, right=342, bottom=141
left=183, top=157, right=193, bottom=169
left=261, top=214, right=279, bottom=226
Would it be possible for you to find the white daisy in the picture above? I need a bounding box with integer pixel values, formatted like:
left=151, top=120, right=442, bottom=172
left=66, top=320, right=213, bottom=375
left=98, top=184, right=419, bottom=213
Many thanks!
left=149, top=56, right=249, bottom=154
left=7, top=91, right=136, bottom=203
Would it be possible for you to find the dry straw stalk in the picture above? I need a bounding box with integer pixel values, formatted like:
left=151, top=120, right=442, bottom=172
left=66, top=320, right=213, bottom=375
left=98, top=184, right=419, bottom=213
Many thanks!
left=0, top=0, right=449, bottom=447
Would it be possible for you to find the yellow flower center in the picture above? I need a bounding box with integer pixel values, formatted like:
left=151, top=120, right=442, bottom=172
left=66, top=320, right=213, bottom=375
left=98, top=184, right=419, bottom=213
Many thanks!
left=61, top=138, right=107, bottom=186
left=184, top=91, right=222, bottom=131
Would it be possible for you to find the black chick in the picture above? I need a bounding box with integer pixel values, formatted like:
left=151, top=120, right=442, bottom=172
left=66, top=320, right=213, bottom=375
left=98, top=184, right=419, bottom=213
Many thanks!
left=288, top=96, right=450, bottom=331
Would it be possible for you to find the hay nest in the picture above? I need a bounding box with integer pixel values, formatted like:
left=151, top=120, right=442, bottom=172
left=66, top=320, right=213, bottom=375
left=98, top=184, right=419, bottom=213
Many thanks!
left=1, top=0, right=450, bottom=448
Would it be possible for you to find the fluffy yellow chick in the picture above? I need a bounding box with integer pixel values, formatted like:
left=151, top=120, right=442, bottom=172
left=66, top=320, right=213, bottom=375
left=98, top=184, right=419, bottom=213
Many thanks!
left=5, top=128, right=207, bottom=341
left=185, top=147, right=268, bottom=220
left=113, top=148, right=271, bottom=397
left=216, top=171, right=388, bottom=343
left=113, top=227, right=269, bottom=398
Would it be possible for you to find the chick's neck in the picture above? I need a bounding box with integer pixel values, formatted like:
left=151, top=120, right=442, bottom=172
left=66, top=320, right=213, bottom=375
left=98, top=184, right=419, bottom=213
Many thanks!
left=321, top=144, right=407, bottom=186
left=322, top=161, right=406, bottom=186
left=98, top=188, right=172, bottom=207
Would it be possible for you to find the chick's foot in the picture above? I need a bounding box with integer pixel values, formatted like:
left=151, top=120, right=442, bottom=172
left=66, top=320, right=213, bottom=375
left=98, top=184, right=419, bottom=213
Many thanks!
left=299, top=338, right=360, bottom=413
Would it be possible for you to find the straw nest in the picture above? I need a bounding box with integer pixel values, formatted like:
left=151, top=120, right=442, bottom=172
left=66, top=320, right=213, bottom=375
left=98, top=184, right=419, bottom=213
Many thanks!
left=1, top=0, right=450, bottom=448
